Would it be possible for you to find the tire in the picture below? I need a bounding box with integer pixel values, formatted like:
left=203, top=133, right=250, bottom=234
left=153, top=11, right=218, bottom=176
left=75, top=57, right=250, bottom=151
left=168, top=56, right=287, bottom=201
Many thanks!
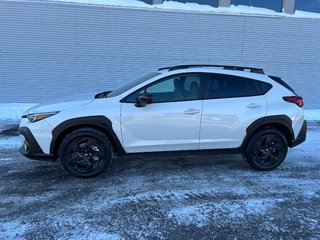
left=244, top=128, right=288, bottom=171
left=58, top=128, right=112, bottom=178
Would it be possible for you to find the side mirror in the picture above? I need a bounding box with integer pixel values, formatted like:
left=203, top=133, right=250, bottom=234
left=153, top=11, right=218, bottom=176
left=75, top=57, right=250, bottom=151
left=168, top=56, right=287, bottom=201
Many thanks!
left=135, top=93, right=153, bottom=107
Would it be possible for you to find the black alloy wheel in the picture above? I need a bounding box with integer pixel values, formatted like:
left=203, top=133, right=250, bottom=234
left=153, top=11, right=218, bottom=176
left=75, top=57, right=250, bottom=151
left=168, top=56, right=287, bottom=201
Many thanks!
left=59, top=128, right=112, bottom=178
left=244, top=129, right=288, bottom=171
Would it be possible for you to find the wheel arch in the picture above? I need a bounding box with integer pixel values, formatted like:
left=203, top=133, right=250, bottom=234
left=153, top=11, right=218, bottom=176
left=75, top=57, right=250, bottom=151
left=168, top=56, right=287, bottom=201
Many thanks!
left=50, top=116, right=125, bottom=159
left=242, top=115, right=294, bottom=150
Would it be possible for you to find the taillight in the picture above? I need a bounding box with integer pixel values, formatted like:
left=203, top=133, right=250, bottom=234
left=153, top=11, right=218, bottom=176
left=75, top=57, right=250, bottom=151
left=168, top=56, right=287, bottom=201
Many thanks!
left=283, top=96, right=304, bottom=107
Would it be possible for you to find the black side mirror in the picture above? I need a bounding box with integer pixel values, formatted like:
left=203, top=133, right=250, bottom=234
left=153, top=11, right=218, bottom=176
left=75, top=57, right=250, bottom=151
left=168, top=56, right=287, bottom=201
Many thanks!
left=135, top=93, right=153, bottom=107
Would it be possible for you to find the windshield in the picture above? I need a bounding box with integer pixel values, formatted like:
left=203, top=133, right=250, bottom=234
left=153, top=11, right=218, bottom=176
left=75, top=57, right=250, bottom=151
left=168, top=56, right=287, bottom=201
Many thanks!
left=108, top=72, right=160, bottom=97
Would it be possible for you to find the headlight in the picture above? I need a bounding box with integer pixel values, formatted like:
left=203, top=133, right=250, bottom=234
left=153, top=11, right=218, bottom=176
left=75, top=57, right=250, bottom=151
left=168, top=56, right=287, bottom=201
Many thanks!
left=26, top=111, right=59, bottom=123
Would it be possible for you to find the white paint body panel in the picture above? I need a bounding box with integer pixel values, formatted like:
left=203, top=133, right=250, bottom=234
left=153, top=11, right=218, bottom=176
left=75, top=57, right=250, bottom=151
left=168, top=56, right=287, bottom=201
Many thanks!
left=20, top=117, right=55, bottom=154
left=200, top=95, right=268, bottom=149
left=263, top=82, right=305, bottom=138
left=121, top=100, right=202, bottom=153
left=21, top=97, right=122, bottom=154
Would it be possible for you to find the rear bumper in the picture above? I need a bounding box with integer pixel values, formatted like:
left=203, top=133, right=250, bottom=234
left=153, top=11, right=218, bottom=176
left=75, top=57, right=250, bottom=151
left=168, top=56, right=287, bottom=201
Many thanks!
left=289, top=120, right=307, bottom=148
left=19, top=127, right=55, bottom=161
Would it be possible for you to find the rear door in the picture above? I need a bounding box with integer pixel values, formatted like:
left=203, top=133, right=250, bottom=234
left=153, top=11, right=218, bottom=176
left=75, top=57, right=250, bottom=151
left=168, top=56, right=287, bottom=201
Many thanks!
left=200, top=73, right=268, bottom=149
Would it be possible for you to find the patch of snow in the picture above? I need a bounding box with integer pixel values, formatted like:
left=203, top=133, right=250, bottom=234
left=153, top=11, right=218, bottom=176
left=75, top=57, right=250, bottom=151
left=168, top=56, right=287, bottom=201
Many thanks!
left=0, top=136, right=21, bottom=149
left=167, top=198, right=282, bottom=227
left=68, top=232, right=124, bottom=240
left=304, top=109, right=320, bottom=121
left=48, top=0, right=320, bottom=19
left=0, top=220, right=32, bottom=239
left=55, top=0, right=151, bottom=8
left=294, top=10, right=320, bottom=19
left=167, top=204, right=211, bottom=227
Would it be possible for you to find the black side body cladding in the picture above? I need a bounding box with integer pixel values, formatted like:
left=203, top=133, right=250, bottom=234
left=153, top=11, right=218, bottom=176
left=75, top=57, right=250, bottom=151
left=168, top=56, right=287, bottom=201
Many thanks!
left=243, top=115, right=306, bottom=148
left=19, top=127, right=55, bottom=160
left=124, top=148, right=242, bottom=158
left=50, top=116, right=125, bottom=157
left=290, top=120, right=307, bottom=147
left=246, top=115, right=292, bottom=135
left=22, top=115, right=306, bottom=161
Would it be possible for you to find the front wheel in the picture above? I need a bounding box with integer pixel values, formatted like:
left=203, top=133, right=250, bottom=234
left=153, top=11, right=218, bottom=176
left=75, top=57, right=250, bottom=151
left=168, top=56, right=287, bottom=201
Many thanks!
left=244, top=129, right=288, bottom=171
left=58, top=128, right=112, bottom=178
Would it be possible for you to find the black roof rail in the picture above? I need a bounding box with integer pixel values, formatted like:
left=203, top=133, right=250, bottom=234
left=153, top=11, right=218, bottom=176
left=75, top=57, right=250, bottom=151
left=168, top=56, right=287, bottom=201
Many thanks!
left=158, top=64, right=264, bottom=74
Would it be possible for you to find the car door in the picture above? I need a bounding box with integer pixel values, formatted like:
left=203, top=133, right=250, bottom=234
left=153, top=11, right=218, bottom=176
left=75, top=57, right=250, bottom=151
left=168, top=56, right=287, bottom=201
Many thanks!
left=200, top=73, right=268, bottom=149
left=120, top=73, right=205, bottom=153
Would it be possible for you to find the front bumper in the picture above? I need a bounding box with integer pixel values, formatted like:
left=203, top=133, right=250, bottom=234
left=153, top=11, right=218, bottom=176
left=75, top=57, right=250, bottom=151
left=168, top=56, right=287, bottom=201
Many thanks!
left=19, top=127, right=55, bottom=161
left=290, top=120, right=307, bottom=148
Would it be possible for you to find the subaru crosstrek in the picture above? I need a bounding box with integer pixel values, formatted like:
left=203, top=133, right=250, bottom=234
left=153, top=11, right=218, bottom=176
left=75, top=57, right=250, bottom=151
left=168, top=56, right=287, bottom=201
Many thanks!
left=19, top=65, right=307, bottom=178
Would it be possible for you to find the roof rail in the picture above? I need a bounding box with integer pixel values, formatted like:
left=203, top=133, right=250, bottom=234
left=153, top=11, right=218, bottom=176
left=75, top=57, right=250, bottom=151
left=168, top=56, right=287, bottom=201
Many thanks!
left=158, top=64, right=264, bottom=74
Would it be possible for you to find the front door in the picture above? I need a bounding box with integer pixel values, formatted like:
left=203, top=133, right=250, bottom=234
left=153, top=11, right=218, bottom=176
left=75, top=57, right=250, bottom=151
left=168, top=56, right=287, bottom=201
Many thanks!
left=120, top=73, right=205, bottom=153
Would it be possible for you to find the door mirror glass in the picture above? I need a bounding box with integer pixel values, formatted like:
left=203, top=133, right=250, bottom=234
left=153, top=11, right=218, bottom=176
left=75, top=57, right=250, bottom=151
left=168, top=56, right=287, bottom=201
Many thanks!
left=135, top=93, right=153, bottom=107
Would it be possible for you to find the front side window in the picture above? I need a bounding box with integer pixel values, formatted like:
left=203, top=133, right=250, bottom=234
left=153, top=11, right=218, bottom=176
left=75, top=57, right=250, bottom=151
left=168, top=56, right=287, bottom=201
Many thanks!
left=108, top=72, right=160, bottom=98
left=124, top=73, right=203, bottom=103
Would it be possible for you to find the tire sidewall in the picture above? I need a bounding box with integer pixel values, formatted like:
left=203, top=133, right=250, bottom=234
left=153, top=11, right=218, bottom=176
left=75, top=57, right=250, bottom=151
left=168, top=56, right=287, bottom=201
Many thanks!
left=245, top=128, right=288, bottom=171
left=58, top=128, right=112, bottom=178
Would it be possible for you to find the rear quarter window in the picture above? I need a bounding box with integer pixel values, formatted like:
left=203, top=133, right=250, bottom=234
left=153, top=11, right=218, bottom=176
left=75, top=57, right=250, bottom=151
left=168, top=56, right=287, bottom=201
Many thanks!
left=254, top=81, right=272, bottom=95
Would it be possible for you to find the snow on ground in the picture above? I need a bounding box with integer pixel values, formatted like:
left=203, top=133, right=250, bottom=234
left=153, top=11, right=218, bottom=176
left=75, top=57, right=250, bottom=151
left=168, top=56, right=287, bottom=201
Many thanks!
left=0, top=136, right=21, bottom=150
left=0, top=124, right=319, bottom=238
left=47, top=0, right=320, bottom=19
left=304, top=109, right=320, bottom=121
left=0, top=104, right=319, bottom=238
left=0, top=103, right=36, bottom=132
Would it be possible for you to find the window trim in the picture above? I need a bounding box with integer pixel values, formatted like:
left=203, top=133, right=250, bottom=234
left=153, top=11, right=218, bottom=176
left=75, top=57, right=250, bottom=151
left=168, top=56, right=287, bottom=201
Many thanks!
left=120, top=72, right=206, bottom=104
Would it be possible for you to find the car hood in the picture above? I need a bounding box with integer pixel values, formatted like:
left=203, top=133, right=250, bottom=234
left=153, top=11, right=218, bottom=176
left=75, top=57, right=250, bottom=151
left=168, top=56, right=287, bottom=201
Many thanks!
left=24, top=93, right=96, bottom=115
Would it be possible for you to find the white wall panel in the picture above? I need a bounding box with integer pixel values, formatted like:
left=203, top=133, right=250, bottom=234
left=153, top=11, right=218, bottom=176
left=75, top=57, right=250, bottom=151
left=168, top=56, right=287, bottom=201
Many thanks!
left=0, top=1, right=319, bottom=107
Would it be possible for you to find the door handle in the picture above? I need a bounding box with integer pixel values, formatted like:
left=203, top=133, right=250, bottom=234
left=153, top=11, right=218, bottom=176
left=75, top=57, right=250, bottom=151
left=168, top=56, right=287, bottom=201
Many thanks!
left=184, top=108, right=200, bottom=115
left=247, top=103, right=261, bottom=108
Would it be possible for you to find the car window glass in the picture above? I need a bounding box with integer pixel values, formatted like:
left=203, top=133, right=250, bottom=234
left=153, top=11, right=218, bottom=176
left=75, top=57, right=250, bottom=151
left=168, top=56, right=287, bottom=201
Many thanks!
left=205, top=74, right=247, bottom=99
left=147, top=79, right=175, bottom=93
left=256, top=81, right=272, bottom=94
left=108, top=72, right=160, bottom=97
left=124, top=74, right=202, bottom=103
left=247, top=79, right=258, bottom=96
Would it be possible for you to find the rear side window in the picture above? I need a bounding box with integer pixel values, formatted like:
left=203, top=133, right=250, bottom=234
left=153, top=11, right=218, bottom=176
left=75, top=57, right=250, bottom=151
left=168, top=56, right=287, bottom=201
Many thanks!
left=205, top=74, right=266, bottom=99
left=247, top=79, right=258, bottom=96
left=205, top=74, right=246, bottom=99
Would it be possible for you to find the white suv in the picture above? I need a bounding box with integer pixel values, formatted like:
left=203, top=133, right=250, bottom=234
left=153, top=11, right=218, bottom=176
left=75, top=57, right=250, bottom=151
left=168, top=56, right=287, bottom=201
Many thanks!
left=19, top=65, right=307, bottom=178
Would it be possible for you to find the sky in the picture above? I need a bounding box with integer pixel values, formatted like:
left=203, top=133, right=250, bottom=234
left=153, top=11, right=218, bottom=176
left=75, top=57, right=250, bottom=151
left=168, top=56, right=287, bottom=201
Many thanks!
left=295, top=0, right=320, bottom=13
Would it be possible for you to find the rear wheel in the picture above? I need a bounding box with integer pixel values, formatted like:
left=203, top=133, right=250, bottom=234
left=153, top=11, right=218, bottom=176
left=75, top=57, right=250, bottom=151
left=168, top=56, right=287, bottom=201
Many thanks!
left=244, top=129, right=288, bottom=171
left=58, top=128, right=112, bottom=178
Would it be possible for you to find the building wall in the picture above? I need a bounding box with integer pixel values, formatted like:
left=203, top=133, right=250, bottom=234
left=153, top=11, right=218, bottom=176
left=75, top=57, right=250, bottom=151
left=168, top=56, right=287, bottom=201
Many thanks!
left=0, top=1, right=319, bottom=108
